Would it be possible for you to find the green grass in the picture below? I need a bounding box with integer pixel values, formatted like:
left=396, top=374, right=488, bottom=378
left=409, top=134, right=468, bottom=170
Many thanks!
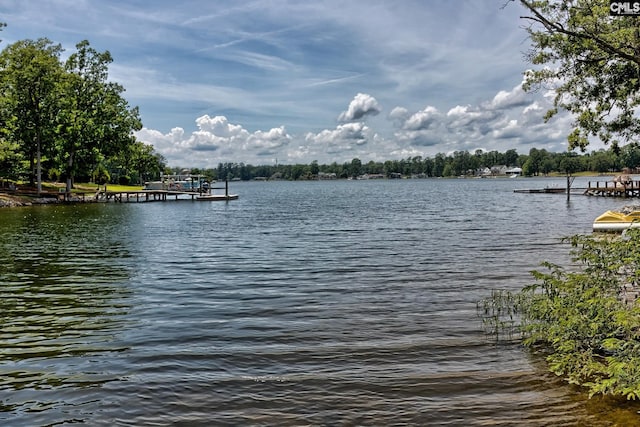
left=18, top=181, right=144, bottom=193
left=75, top=183, right=143, bottom=192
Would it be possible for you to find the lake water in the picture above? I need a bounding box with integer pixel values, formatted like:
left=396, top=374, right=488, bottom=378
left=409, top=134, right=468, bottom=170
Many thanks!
left=1, top=177, right=640, bottom=426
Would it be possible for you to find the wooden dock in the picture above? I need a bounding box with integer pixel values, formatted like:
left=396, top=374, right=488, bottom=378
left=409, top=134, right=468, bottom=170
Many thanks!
left=515, top=179, right=640, bottom=198
left=97, top=181, right=238, bottom=203
left=584, top=180, right=640, bottom=197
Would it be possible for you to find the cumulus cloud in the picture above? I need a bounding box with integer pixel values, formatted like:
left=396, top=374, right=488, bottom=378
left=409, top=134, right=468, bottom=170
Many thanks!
left=136, top=115, right=291, bottom=165
left=338, top=93, right=382, bottom=122
left=403, top=106, right=441, bottom=131
left=485, top=82, right=530, bottom=110
left=492, top=118, right=521, bottom=140
left=306, top=122, right=371, bottom=146
left=386, top=75, right=572, bottom=153
left=187, top=115, right=250, bottom=152
left=247, top=126, right=292, bottom=155
left=389, top=106, right=410, bottom=121
left=136, top=76, right=581, bottom=168
left=446, top=105, right=500, bottom=127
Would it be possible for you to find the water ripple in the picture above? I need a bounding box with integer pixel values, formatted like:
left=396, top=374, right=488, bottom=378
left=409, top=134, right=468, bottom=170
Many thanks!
left=1, top=179, right=638, bottom=425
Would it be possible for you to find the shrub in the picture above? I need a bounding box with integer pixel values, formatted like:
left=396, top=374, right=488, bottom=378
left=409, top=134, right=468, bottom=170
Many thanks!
left=479, top=229, right=640, bottom=399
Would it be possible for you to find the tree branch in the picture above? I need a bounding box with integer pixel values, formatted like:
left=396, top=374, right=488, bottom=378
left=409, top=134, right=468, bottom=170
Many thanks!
left=519, top=0, right=640, bottom=66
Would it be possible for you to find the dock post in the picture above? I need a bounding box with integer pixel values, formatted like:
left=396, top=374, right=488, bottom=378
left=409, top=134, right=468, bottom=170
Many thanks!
left=225, top=179, right=229, bottom=200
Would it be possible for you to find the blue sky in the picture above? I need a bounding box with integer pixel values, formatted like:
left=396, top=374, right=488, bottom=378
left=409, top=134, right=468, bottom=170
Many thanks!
left=0, top=0, right=593, bottom=168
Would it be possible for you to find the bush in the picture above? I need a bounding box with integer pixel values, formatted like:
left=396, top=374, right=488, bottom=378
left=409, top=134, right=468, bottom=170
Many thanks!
left=479, top=229, right=640, bottom=399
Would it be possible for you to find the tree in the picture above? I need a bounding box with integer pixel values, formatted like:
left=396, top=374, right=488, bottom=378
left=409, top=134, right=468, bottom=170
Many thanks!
left=0, top=138, right=22, bottom=179
left=517, top=0, right=640, bottom=151
left=619, top=143, right=640, bottom=170
left=557, top=152, right=581, bottom=175
left=588, top=149, right=616, bottom=173
left=349, top=158, right=362, bottom=178
left=504, top=149, right=519, bottom=166
left=56, top=40, right=141, bottom=192
left=525, top=147, right=545, bottom=175
left=0, top=38, right=63, bottom=193
left=433, top=153, right=446, bottom=177
left=310, top=160, right=319, bottom=176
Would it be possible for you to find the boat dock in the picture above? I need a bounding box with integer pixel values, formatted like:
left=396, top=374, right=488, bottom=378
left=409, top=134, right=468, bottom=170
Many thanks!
left=515, top=179, right=640, bottom=198
left=97, top=180, right=238, bottom=203
left=583, top=180, right=640, bottom=197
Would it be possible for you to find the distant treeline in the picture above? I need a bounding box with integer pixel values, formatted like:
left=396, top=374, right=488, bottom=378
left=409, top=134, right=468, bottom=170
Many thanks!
left=174, top=146, right=640, bottom=182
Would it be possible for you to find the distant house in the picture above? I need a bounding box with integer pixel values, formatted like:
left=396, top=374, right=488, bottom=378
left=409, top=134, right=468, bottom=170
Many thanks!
left=478, top=167, right=492, bottom=177
left=318, top=172, right=337, bottom=180
left=491, top=165, right=508, bottom=176
left=505, top=167, right=522, bottom=176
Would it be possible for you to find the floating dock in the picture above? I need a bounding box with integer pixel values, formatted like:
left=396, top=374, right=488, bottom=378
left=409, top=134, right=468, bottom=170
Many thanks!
left=514, top=187, right=566, bottom=194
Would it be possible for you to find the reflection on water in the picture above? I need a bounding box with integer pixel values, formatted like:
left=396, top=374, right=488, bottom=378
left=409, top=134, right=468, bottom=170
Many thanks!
left=0, top=205, right=132, bottom=419
left=0, top=180, right=639, bottom=426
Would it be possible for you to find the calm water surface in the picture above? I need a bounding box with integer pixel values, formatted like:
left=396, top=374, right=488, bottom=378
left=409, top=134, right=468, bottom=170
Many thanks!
left=1, top=178, right=640, bottom=426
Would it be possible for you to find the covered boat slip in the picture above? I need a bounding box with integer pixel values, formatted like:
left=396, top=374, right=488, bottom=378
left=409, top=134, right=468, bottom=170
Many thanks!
left=97, top=178, right=238, bottom=203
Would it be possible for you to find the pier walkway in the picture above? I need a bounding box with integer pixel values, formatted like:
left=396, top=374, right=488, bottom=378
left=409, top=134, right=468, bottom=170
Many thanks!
left=97, top=181, right=238, bottom=203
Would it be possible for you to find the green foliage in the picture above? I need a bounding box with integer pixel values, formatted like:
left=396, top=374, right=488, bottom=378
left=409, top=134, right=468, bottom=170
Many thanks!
left=0, top=38, right=63, bottom=186
left=204, top=144, right=640, bottom=181
left=92, top=164, right=110, bottom=185
left=0, top=38, right=148, bottom=188
left=481, top=229, right=640, bottom=399
left=518, top=0, right=640, bottom=151
left=47, top=167, right=61, bottom=182
left=56, top=40, right=142, bottom=191
left=0, top=138, right=23, bottom=179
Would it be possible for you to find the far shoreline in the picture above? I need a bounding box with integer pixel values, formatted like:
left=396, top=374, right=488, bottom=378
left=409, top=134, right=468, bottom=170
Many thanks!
left=0, top=172, right=620, bottom=209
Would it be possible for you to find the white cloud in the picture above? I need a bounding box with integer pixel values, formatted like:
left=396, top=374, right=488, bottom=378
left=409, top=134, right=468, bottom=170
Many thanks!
left=135, top=77, right=582, bottom=168
left=389, top=106, right=410, bottom=121
left=486, top=83, right=530, bottom=110
left=136, top=115, right=290, bottom=166
left=247, top=126, right=292, bottom=155
left=306, top=122, right=372, bottom=149
left=338, top=93, right=382, bottom=122
left=403, top=106, right=441, bottom=131
left=194, top=115, right=248, bottom=138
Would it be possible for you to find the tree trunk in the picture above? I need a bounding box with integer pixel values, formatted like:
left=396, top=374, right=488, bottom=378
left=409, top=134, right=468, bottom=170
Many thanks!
left=36, top=137, right=42, bottom=195
left=66, top=151, right=74, bottom=196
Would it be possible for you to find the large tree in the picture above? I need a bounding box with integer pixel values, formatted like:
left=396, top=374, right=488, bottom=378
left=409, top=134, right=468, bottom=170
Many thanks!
left=0, top=38, right=63, bottom=193
left=517, top=0, right=640, bottom=151
left=56, top=40, right=141, bottom=192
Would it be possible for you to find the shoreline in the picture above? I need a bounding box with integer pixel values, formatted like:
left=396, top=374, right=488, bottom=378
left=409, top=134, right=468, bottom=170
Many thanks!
left=0, top=193, right=92, bottom=208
